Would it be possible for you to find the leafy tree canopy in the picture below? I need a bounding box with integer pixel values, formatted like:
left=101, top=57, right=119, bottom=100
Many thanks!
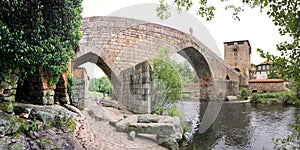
left=0, top=0, right=82, bottom=83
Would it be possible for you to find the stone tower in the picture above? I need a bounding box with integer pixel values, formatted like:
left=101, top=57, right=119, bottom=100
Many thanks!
left=224, top=40, right=251, bottom=86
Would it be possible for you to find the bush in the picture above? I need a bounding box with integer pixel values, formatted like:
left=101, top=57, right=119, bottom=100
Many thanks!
left=168, top=106, right=182, bottom=118
left=240, top=88, right=249, bottom=100
left=250, top=93, right=259, bottom=103
left=67, top=74, right=75, bottom=97
left=151, top=47, right=182, bottom=115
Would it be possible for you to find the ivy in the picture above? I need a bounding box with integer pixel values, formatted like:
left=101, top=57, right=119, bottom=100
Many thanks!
left=0, top=0, right=82, bottom=84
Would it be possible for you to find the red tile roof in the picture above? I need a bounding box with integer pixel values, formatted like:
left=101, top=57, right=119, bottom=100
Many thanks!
left=249, top=79, right=284, bottom=83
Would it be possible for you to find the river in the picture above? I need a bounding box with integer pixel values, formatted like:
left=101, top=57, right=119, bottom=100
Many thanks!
left=176, top=100, right=300, bottom=150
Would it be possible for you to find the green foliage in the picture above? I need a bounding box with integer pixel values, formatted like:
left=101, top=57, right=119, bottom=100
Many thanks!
left=67, top=73, right=75, bottom=97
left=175, top=61, right=198, bottom=84
left=98, top=77, right=112, bottom=97
left=250, top=93, right=260, bottom=103
left=88, top=77, right=112, bottom=97
left=0, top=0, right=82, bottom=83
left=250, top=91, right=300, bottom=104
left=168, top=105, right=182, bottom=118
left=240, top=88, right=249, bottom=100
left=151, top=47, right=182, bottom=114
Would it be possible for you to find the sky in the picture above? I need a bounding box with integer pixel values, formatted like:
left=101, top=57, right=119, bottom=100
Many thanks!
left=80, top=0, right=289, bottom=78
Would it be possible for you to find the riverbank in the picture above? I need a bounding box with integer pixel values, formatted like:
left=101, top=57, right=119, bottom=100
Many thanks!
left=250, top=91, right=300, bottom=105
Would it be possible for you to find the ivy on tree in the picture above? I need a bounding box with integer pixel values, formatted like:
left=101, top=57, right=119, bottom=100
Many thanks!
left=0, top=0, right=82, bottom=84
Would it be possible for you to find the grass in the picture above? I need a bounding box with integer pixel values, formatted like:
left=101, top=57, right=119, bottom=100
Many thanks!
left=88, top=91, right=104, bottom=97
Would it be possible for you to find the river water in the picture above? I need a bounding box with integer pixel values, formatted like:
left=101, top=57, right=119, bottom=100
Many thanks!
left=176, top=100, right=300, bottom=150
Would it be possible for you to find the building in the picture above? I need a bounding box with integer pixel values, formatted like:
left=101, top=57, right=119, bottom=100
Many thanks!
left=224, top=40, right=251, bottom=86
left=256, top=62, right=272, bottom=79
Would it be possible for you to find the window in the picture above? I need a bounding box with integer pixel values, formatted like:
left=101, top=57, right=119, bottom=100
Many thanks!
left=257, top=66, right=261, bottom=71
left=233, top=48, right=238, bottom=57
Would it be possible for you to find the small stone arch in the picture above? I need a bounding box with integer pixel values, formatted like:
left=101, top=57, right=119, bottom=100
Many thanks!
left=234, top=68, right=241, bottom=72
left=225, top=75, right=230, bottom=80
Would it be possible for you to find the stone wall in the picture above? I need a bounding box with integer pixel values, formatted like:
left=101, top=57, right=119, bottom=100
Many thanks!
left=249, top=79, right=285, bottom=93
left=120, top=61, right=151, bottom=114
left=71, top=68, right=89, bottom=110
left=16, top=67, right=55, bottom=105
left=0, top=70, right=19, bottom=113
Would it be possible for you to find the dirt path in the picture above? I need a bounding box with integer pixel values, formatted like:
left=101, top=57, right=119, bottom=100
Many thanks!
left=75, top=97, right=167, bottom=150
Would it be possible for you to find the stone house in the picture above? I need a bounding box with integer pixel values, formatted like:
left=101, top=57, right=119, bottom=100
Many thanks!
left=249, top=79, right=285, bottom=93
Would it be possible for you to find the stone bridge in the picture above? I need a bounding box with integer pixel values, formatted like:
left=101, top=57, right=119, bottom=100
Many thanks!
left=73, top=16, right=241, bottom=111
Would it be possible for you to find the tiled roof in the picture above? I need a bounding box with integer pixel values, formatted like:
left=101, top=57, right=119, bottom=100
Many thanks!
left=249, top=79, right=284, bottom=83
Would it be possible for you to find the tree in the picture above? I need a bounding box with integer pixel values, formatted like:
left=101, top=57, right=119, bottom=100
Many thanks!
left=151, top=47, right=182, bottom=114
left=98, top=77, right=112, bottom=97
left=175, top=61, right=198, bottom=83
left=0, top=0, right=82, bottom=84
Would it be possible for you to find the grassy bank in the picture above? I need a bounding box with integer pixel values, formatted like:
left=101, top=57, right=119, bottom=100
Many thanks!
left=250, top=90, right=300, bottom=104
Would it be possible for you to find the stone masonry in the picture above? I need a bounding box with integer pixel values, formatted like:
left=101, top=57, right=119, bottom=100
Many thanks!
left=0, top=69, right=19, bottom=113
left=119, top=61, right=151, bottom=114
left=71, top=68, right=89, bottom=110
left=16, top=67, right=55, bottom=105
left=249, top=79, right=285, bottom=93
left=73, top=16, right=241, bottom=101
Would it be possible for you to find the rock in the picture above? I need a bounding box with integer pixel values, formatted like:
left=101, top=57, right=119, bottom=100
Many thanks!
left=64, top=104, right=83, bottom=117
left=116, top=115, right=137, bottom=132
left=128, top=131, right=136, bottom=141
left=157, top=135, right=179, bottom=150
left=225, top=96, right=238, bottom=101
left=127, top=123, right=176, bottom=135
left=109, top=120, right=117, bottom=127
left=137, top=114, right=180, bottom=128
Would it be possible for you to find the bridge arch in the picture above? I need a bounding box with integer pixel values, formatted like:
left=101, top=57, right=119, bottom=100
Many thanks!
left=74, top=16, right=240, bottom=101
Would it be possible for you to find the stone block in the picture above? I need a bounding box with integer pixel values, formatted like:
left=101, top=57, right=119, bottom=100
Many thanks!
left=127, top=123, right=176, bottom=135
left=116, top=115, right=138, bottom=132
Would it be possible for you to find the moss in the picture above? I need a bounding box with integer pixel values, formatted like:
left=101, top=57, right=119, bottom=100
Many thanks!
left=64, top=117, right=75, bottom=133
left=18, top=119, right=27, bottom=132
left=36, top=137, right=51, bottom=148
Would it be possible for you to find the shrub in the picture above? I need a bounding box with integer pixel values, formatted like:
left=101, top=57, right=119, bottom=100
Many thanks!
left=240, top=88, right=249, bottom=100
left=250, top=93, right=259, bottom=103
left=67, top=73, right=75, bottom=97
left=168, top=105, right=182, bottom=118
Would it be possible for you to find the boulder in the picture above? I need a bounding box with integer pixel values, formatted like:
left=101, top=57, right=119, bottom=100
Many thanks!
left=127, top=123, right=176, bottom=135
left=225, top=96, right=238, bottom=101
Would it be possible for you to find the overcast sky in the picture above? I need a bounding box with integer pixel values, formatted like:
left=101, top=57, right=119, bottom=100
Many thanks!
left=82, top=0, right=290, bottom=63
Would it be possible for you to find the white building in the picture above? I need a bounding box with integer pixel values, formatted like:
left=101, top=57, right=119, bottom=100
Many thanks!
left=256, top=62, right=272, bottom=79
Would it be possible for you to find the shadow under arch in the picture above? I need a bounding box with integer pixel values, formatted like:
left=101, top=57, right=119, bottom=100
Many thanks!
left=177, top=47, right=214, bottom=100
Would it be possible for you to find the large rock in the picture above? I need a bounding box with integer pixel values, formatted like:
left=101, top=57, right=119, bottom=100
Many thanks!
left=115, top=114, right=183, bottom=150
left=116, top=115, right=138, bottom=132
left=225, top=95, right=238, bottom=101
left=127, top=123, right=176, bottom=135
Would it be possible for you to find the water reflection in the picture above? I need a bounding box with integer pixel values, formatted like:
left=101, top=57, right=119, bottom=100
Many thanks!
left=178, top=101, right=300, bottom=150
